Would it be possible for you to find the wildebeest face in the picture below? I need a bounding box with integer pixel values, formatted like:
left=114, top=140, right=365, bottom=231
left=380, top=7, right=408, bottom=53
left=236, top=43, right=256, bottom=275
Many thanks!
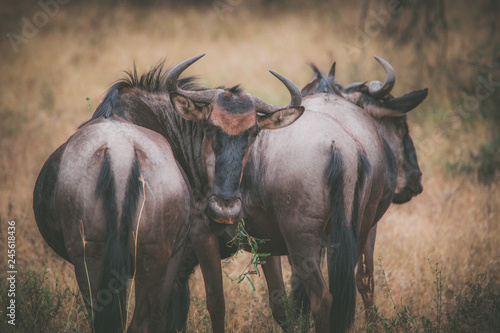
left=167, top=54, right=304, bottom=224
left=201, top=89, right=260, bottom=224
left=182, top=87, right=303, bottom=224
left=375, top=114, right=424, bottom=203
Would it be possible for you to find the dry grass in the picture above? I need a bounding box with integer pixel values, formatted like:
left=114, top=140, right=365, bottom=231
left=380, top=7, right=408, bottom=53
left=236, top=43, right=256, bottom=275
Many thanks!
left=0, top=1, right=498, bottom=332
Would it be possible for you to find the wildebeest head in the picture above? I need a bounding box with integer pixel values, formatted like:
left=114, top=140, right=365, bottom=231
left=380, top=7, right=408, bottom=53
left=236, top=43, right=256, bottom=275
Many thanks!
left=303, top=56, right=428, bottom=204
left=341, top=57, right=428, bottom=203
left=166, top=54, right=304, bottom=224
left=300, top=61, right=343, bottom=97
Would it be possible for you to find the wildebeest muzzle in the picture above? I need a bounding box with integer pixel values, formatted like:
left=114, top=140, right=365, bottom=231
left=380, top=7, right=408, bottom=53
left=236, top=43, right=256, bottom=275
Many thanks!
left=207, top=194, right=242, bottom=224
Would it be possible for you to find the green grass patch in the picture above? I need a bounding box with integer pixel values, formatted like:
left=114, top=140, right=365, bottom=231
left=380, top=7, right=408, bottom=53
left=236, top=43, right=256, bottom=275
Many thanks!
left=224, top=219, right=270, bottom=290
left=0, top=269, right=89, bottom=333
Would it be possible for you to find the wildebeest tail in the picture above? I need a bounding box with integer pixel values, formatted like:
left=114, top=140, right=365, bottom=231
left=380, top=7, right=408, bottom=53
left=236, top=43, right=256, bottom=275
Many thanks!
left=94, top=151, right=141, bottom=333
left=326, top=148, right=357, bottom=333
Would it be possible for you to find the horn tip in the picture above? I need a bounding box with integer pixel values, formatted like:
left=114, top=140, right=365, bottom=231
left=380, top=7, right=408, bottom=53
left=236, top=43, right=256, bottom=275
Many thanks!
left=373, top=56, right=392, bottom=69
left=329, top=61, right=336, bottom=77
left=268, top=69, right=283, bottom=80
left=268, top=70, right=294, bottom=89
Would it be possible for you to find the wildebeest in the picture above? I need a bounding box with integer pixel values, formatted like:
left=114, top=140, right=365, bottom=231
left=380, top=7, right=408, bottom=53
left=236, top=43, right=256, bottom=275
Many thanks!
left=34, top=54, right=305, bottom=332
left=33, top=115, right=191, bottom=332
left=154, top=54, right=304, bottom=333
left=235, top=56, right=428, bottom=332
left=299, top=56, right=427, bottom=314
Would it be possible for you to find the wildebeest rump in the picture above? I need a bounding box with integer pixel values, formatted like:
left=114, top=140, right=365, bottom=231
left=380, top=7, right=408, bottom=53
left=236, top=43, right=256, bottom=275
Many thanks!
left=33, top=115, right=191, bottom=332
left=236, top=56, right=427, bottom=332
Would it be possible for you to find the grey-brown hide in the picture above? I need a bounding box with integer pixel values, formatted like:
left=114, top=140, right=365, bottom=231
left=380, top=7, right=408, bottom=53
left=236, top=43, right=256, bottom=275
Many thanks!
left=269, top=56, right=428, bottom=329
left=239, top=89, right=390, bottom=332
left=238, top=57, right=428, bottom=333
left=33, top=117, right=190, bottom=333
left=304, top=56, right=428, bottom=204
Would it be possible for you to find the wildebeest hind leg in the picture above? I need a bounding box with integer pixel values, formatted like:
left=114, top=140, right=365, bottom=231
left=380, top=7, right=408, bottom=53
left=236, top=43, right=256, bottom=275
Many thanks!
left=262, top=255, right=287, bottom=329
left=128, top=247, right=168, bottom=332
left=286, top=238, right=331, bottom=332
left=356, top=224, right=377, bottom=322
left=190, top=217, right=225, bottom=333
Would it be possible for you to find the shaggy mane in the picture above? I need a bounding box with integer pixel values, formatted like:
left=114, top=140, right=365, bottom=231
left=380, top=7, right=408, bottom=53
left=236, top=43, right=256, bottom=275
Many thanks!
left=81, top=61, right=200, bottom=127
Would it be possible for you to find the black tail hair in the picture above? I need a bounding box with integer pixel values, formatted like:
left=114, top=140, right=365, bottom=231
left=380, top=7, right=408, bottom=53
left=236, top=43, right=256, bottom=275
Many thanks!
left=94, top=151, right=141, bottom=332
left=326, top=148, right=358, bottom=333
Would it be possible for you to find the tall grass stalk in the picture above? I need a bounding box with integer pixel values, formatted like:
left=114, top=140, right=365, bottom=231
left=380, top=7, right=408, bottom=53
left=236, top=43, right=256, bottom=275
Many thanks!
left=86, top=97, right=93, bottom=112
left=79, top=220, right=94, bottom=331
left=281, top=291, right=314, bottom=333
left=428, top=258, right=443, bottom=331
left=378, top=257, right=397, bottom=311
left=369, top=257, right=417, bottom=332
left=125, top=175, right=147, bottom=330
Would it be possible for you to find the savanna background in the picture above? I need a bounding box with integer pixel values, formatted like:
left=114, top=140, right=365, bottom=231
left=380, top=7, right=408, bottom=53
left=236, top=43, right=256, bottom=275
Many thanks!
left=0, top=0, right=499, bottom=332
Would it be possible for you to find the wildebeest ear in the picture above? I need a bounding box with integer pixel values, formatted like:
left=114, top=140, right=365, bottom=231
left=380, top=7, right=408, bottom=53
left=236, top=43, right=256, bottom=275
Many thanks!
left=381, top=88, right=428, bottom=115
left=257, top=106, right=304, bottom=130
left=301, top=77, right=321, bottom=97
left=342, top=91, right=364, bottom=106
left=170, top=92, right=209, bottom=122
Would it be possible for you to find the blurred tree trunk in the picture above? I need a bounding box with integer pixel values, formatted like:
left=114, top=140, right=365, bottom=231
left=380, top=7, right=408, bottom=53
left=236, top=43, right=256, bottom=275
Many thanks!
left=358, top=0, right=371, bottom=30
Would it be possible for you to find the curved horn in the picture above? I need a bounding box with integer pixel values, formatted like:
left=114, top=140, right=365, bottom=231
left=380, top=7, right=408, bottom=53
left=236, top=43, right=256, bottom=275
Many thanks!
left=254, top=70, right=302, bottom=114
left=309, top=63, right=322, bottom=77
left=166, top=53, right=215, bottom=103
left=328, top=61, right=336, bottom=78
left=368, top=56, right=396, bottom=98
left=343, top=81, right=366, bottom=92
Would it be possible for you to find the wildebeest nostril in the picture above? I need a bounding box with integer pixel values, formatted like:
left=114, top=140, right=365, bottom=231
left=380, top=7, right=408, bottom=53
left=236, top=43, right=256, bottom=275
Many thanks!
left=207, top=195, right=242, bottom=224
left=410, top=170, right=423, bottom=194
left=417, top=180, right=424, bottom=194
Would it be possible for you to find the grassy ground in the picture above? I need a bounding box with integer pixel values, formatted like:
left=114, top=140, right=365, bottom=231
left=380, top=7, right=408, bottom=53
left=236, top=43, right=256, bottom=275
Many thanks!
left=0, top=1, right=498, bottom=332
